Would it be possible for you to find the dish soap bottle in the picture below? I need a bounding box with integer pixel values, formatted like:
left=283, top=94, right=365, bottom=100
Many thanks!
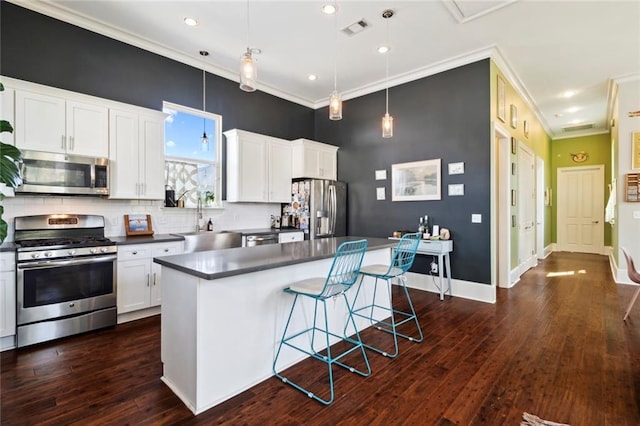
left=206, top=218, right=213, bottom=231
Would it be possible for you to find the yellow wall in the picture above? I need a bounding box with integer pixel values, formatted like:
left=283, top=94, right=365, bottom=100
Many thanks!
left=490, top=61, right=552, bottom=269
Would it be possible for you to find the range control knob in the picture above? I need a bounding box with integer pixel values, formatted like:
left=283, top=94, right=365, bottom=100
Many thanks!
left=44, top=251, right=53, bottom=257
left=90, top=248, right=98, bottom=254
left=100, top=247, right=109, bottom=253
left=68, top=249, right=77, bottom=256
left=31, top=253, right=40, bottom=259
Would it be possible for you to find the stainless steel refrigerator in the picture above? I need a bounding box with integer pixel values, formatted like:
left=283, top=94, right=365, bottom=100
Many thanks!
left=282, top=179, right=347, bottom=239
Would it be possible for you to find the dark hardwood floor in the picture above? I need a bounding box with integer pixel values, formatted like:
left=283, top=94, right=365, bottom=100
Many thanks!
left=2, top=252, right=640, bottom=425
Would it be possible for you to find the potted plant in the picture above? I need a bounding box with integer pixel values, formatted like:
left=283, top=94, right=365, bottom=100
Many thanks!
left=0, top=82, right=23, bottom=244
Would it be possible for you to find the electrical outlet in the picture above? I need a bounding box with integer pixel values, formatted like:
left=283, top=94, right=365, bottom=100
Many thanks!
left=430, top=262, right=438, bottom=274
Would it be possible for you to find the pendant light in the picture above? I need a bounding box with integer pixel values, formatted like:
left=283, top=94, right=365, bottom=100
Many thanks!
left=239, top=0, right=258, bottom=92
left=200, top=50, right=209, bottom=151
left=381, top=9, right=394, bottom=138
left=328, top=2, right=342, bottom=120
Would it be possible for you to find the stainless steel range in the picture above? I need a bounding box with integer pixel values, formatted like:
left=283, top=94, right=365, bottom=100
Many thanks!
left=14, top=214, right=117, bottom=347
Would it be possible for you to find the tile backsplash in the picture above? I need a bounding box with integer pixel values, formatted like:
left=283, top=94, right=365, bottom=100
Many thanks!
left=3, top=195, right=280, bottom=241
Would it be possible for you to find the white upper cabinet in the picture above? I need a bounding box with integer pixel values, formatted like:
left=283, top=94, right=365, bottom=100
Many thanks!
left=0, top=87, right=15, bottom=145
left=291, top=138, right=338, bottom=180
left=109, top=108, right=165, bottom=200
left=225, top=129, right=292, bottom=203
left=15, top=89, right=108, bottom=158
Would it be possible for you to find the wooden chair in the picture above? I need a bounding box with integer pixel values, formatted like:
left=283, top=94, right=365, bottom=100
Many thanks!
left=622, top=247, right=640, bottom=321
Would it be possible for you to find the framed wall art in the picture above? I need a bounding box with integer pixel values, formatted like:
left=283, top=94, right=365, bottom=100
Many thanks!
left=391, top=159, right=441, bottom=201
left=510, top=104, right=518, bottom=129
left=524, top=120, right=529, bottom=138
left=511, top=137, right=517, bottom=154
left=633, top=131, right=640, bottom=170
left=497, top=75, right=506, bottom=123
left=124, top=214, right=154, bottom=236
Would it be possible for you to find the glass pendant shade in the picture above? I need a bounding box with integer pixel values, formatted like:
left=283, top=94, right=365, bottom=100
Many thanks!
left=201, top=129, right=209, bottom=152
left=329, top=90, right=342, bottom=120
left=382, top=113, right=393, bottom=138
left=239, top=49, right=257, bottom=92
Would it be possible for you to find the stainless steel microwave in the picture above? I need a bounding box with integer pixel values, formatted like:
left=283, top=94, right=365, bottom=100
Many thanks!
left=16, top=150, right=109, bottom=196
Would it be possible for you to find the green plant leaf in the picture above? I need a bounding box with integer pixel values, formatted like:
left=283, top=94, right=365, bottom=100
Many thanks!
left=0, top=142, right=23, bottom=189
left=0, top=120, right=14, bottom=134
left=0, top=82, right=4, bottom=92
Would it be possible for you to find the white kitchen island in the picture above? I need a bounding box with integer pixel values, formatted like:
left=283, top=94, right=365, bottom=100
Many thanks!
left=154, top=236, right=395, bottom=415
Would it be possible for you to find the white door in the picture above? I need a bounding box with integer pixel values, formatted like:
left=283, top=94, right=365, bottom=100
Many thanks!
left=536, top=157, right=545, bottom=259
left=557, top=165, right=604, bottom=253
left=495, top=129, right=511, bottom=288
left=518, top=143, right=536, bottom=272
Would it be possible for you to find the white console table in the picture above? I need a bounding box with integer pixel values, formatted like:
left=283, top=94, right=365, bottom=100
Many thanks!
left=390, top=238, right=453, bottom=301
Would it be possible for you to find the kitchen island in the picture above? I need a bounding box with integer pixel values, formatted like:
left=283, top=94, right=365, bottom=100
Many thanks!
left=154, top=236, right=395, bottom=415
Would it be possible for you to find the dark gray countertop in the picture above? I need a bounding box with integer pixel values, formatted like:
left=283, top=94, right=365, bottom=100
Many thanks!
left=230, top=227, right=303, bottom=235
left=0, top=242, right=16, bottom=252
left=110, top=234, right=184, bottom=245
left=153, top=236, right=395, bottom=281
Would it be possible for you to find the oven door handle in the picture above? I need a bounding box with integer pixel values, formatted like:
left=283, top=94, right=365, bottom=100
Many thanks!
left=17, top=254, right=117, bottom=270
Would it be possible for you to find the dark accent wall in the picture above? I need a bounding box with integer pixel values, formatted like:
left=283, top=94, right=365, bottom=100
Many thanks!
left=314, top=60, right=491, bottom=284
left=0, top=2, right=314, bottom=141
left=1, top=2, right=492, bottom=285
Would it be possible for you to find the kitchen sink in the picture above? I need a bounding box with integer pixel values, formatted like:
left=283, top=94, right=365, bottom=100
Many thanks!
left=171, top=231, right=242, bottom=253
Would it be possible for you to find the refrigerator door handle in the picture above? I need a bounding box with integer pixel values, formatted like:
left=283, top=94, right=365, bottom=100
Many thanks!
left=329, top=184, right=336, bottom=235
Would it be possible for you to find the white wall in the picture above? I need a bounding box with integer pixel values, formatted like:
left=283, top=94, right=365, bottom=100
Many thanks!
left=616, top=77, right=640, bottom=282
left=2, top=196, right=280, bottom=241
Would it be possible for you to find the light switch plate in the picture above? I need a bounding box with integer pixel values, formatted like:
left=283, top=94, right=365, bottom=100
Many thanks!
left=375, top=170, right=387, bottom=180
left=376, top=187, right=386, bottom=200
left=472, top=214, right=482, bottom=223
left=634, top=210, right=640, bottom=219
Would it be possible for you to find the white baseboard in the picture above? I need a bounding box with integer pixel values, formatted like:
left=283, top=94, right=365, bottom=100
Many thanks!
left=404, top=272, right=496, bottom=304
left=0, top=334, right=16, bottom=352
left=542, top=244, right=553, bottom=259
left=117, top=306, right=161, bottom=324
left=509, top=268, right=521, bottom=288
left=610, top=250, right=632, bottom=285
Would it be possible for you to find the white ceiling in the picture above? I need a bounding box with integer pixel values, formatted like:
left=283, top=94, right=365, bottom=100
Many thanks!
left=12, top=0, right=640, bottom=139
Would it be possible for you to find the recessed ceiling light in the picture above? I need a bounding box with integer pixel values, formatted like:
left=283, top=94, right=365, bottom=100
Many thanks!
left=561, top=90, right=576, bottom=98
left=321, top=4, right=337, bottom=15
left=307, top=74, right=318, bottom=81
left=566, top=106, right=580, bottom=113
left=377, top=45, right=390, bottom=54
left=555, top=113, right=564, bottom=118
left=184, top=17, right=198, bottom=26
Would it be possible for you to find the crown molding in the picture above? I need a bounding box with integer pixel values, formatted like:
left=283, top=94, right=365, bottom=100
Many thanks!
left=6, top=0, right=316, bottom=109
left=614, top=73, right=640, bottom=84
left=490, top=46, right=554, bottom=139
left=551, top=129, right=610, bottom=141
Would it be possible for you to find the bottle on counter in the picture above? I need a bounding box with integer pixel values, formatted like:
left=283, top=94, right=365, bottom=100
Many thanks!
left=207, top=218, right=214, bottom=231
left=418, top=217, right=425, bottom=234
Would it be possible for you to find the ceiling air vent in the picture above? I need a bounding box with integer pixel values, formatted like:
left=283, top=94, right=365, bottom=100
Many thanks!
left=341, top=19, right=369, bottom=36
left=562, top=123, right=594, bottom=132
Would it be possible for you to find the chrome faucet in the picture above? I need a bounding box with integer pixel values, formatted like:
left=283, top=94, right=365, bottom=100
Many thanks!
left=195, top=197, right=203, bottom=232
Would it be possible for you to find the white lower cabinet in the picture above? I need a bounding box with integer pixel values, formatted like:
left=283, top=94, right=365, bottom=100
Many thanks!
left=278, top=231, right=304, bottom=244
left=0, top=252, right=16, bottom=339
left=117, top=242, right=182, bottom=314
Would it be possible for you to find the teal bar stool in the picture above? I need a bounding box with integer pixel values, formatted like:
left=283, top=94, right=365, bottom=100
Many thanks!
left=348, top=232, right=423, bottom=358
left=272, top=239, right=370, bottom=405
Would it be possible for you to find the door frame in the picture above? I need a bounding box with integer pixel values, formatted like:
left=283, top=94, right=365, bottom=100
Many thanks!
left=556, top=164, right=605, bottom=254
left=493, top=123, right=511, bottom=288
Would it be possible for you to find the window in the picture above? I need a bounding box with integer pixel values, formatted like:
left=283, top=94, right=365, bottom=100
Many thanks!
left=163, top=102, right=222, bottom=208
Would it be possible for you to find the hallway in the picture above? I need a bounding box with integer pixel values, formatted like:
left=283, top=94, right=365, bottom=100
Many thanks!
left=2, top=252, right=639, bottom=424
